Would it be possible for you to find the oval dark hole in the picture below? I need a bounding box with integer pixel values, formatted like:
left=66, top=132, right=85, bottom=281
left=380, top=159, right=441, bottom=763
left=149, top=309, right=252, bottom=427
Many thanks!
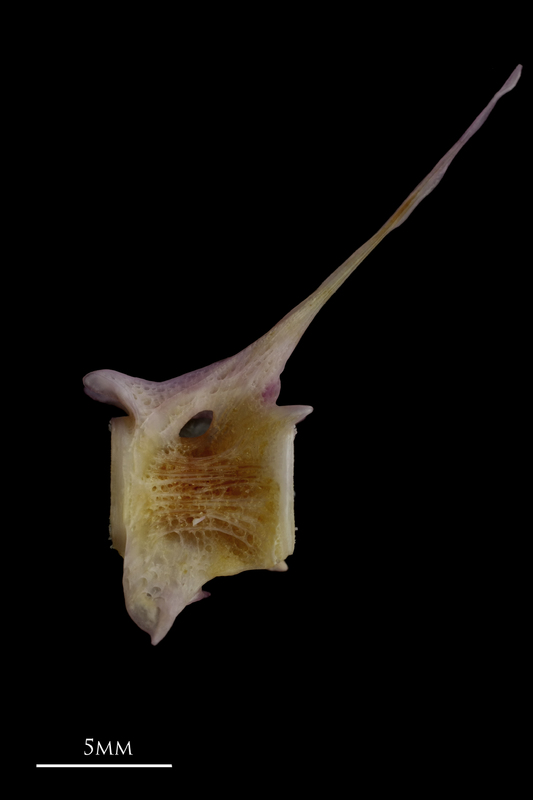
left=179, top=410, right=214, bottom=438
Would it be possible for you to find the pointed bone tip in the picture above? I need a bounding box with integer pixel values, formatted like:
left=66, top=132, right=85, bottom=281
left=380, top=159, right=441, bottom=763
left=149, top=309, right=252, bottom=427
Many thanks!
left=279, top=404, right=314, bottom=424
left=150, top=630, right=164, bottom=646
left=82, top=369, right=114, bottom=399
left=82, top=369, right=100, bottom=395
left=268, top=560, right=289, bottom=572
left=146, top=612, right=175, bottom=646
left=502, top=64, right=522, bottom=93
left=83, top=369, right=133, bottom=414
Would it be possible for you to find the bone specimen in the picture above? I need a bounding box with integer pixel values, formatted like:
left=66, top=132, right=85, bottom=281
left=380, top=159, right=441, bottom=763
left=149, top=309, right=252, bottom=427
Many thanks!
left=84, top=65, right=521, bottom=644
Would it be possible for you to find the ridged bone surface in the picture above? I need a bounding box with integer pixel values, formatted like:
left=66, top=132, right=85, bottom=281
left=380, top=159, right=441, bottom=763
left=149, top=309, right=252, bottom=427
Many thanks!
left=83, top=65, right=521, bottom=644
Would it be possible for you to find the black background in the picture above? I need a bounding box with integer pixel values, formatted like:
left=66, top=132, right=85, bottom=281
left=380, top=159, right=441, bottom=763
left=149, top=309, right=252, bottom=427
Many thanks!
left=30, top=21, right=525, bottom=787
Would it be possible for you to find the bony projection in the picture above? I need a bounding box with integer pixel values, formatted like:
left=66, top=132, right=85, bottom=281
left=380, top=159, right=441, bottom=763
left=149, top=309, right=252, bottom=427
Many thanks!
left=84, top=65, right=522, bottom=645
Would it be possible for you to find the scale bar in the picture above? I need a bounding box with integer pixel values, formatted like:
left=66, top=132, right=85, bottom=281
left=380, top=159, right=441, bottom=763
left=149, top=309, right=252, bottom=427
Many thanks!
left=36, top=764, right=172, bottom=768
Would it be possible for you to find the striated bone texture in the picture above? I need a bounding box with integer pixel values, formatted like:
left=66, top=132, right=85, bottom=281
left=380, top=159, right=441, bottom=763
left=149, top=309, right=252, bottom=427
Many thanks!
left=84, top=65, right=521, bottom=644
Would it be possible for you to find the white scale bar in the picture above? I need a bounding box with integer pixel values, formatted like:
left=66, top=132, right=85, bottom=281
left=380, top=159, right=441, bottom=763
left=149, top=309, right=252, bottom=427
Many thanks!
left=36, top=764, right=172, bottom=768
